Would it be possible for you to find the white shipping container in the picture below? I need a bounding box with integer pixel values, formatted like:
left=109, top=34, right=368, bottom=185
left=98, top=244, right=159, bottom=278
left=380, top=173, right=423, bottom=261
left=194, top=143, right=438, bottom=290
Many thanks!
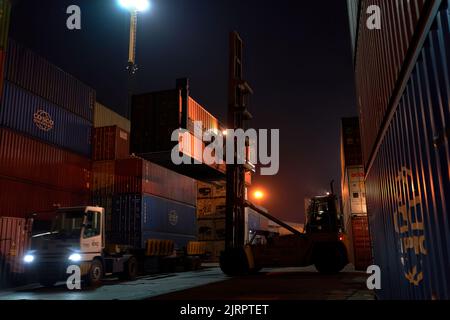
left=94, top=102, right=131, bottom=132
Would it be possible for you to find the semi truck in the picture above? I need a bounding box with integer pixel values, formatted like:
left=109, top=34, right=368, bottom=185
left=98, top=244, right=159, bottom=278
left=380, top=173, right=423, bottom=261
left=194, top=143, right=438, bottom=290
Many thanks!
left=22, top=206, right=201, bottom=287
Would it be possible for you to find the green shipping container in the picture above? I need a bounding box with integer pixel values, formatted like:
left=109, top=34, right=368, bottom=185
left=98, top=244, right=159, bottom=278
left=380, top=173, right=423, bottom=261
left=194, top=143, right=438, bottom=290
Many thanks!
left=0, top=0, right=11, bottom=49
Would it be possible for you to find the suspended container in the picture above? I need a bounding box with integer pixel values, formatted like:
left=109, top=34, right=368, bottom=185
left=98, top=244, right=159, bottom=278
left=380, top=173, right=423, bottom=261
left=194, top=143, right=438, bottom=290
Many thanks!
left=131, top=78, right=226, bottom=181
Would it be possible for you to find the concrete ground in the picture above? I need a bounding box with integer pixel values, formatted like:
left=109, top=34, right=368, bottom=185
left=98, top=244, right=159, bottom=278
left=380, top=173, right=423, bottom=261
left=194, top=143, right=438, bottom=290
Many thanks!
left=0, top=265, right=374, bottom=300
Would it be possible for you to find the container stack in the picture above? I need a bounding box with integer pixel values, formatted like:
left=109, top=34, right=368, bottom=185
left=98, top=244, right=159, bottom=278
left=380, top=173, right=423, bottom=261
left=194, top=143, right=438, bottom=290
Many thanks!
left=196, top=181, right=226, bottom=261
left=92, top=105, right=198, bottom=250
left=0, top=40, right=94, bottom=224
left=340, top=117, right=371, bottom=271
left=0, top=0, right=11, bottom=97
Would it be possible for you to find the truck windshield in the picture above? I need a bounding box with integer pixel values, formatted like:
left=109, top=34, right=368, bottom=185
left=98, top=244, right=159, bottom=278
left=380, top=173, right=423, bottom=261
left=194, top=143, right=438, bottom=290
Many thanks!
left=51, top=210, right=85, bottom=239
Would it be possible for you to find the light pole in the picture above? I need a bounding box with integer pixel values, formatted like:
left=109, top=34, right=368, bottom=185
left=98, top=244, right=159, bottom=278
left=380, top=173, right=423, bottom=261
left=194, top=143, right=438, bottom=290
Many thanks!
left=118, top=0, right=150, bottom=75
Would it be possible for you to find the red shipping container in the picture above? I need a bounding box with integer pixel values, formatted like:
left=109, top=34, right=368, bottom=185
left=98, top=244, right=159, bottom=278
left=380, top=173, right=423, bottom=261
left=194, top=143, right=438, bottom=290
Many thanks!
left=0, top=177, right=90, bottom=221
left=92, top=161, right=116, bottom=197
left=351, top=216, right=372, bottom=271
left=115, top=157, right=197, bottom=206
left=0, top=128, right=91, bottom=193
left=0, top=217, right=32, bottom=282
left=92, top=126, right=129, bottom=161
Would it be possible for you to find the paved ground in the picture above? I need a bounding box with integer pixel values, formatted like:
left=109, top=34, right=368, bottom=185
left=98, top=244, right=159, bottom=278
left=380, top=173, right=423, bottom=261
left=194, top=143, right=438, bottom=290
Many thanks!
left=151, top=265, right=375, bottom=300
left=0, top=265, right=374, bottom=300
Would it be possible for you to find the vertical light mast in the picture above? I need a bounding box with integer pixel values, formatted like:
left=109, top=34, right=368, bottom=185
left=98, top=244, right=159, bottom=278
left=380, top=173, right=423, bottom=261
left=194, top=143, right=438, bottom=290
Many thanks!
left=118, top=0, right=150, bottom=75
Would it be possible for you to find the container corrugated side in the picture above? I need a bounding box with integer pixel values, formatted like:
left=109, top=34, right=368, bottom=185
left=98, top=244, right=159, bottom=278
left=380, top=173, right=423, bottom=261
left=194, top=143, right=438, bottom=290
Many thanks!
left=0, top=128, right=91, bottom=192
left=1, top=81, right=92, bottom=156
left=354, top=0, right=430, bottom=165
left=0, top=177, right=90, bottom=221
left=0, top=0, right=11, bottom=50
left=0, top=49, right=4, bottom=99
left=4, top=40, right=94, bottom=121
left=115, top=157, right=197, bottom=206
left=94, top=102, right=130, bottom=132
left=92, top=195, right=113, bottom=235
left=92, top=126, right=129, bottom=161
left=131, top=89, right=180, bottom=154
left=110, top=194, right=197, bottom=249
left=92, top=161, right=115, bottom=197
left=351, top=216, right=372, bottom=271
left=365, top=5, right=450, bottom=299
left=0, top=217, right=32, bottom=286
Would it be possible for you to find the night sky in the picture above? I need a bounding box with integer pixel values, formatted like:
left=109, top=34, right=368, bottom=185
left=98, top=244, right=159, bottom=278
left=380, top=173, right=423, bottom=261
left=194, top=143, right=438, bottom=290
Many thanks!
left=9, top=0, right=357, bottom=223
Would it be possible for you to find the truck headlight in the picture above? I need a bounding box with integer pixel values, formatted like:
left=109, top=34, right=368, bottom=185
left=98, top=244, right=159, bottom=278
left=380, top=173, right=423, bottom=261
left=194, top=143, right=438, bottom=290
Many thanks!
left=68, top=253, right=82, bottom=262
left=24, top=254, right=35, bottom=263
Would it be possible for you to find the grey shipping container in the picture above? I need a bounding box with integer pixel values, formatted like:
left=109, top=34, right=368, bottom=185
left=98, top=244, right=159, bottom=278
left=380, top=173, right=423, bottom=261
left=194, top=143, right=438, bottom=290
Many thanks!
left=1, top=81, right=92, bottom=156
left=4, top=40, right=94, bottom=121
left=354, top=1, right=450, bottom=299
left=109, top=194, right=197, bottom=250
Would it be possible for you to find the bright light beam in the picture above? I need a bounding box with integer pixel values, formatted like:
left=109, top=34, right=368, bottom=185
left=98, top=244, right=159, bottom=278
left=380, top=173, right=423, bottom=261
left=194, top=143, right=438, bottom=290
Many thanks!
left=119, top=0, right=150, bottom=12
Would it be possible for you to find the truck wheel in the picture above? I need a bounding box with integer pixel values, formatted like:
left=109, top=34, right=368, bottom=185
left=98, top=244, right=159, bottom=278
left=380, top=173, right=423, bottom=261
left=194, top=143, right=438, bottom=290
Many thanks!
left=120, top=256, right=138, bottom=280
left=85, top=259, right=103, bottom=287
left=220, top=248, right=249, bottom=276
left=314, top=244, right=347, bottom=274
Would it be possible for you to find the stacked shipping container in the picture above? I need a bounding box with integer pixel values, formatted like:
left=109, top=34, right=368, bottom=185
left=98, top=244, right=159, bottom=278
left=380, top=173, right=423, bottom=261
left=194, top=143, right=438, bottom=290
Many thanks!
left=340, top=118, right=372, bottom=271
left=92, top=105, right=197, bottom=250
left=0, top=39, right=95, bottom=284
left=0, top=0, right=10, bottom=98
left=0, top=40, right=94, bottom=222
left=196, top=181, right=227, bottom=261
left=350, top=0, right=450, bottom=299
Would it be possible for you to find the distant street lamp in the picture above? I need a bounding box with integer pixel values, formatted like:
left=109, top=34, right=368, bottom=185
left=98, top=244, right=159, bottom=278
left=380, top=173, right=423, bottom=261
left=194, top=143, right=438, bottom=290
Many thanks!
left=118, top=0, right=150, bottom=75
left=253, top=190, right=265, bottom=205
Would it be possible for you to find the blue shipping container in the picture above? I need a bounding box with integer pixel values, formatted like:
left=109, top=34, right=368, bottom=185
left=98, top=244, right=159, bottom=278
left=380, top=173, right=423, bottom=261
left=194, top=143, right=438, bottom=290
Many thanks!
left=364, top=4, right=450, bottom=300
left=0, top=81, right=92, bottom=156
left=110, top=194, right=197, bottom=250
left=5, top=40, right=94, bottom=121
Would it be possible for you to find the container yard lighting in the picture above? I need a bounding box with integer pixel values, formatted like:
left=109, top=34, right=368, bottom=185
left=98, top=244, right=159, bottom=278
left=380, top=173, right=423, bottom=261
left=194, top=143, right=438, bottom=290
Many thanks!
left=254, top=190, right=264, bottom=200
left=118, top=0, right=150, bottom=74
left=119, top=0, right=150, bottom=12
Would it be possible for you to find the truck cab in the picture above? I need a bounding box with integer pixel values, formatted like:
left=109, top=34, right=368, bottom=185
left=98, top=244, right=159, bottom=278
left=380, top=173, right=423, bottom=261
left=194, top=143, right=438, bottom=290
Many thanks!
left=23, top=206, right=137, bottom=287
